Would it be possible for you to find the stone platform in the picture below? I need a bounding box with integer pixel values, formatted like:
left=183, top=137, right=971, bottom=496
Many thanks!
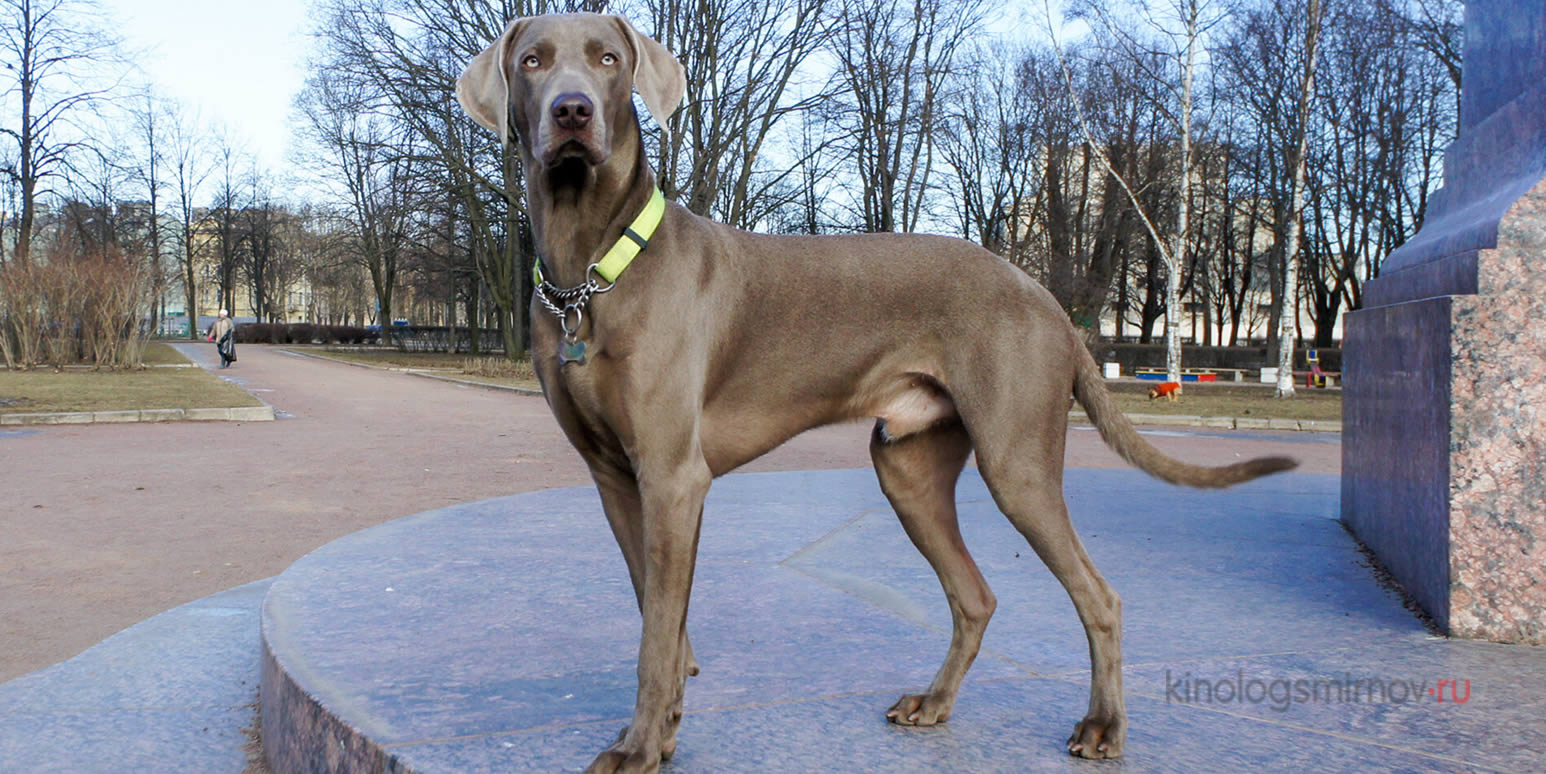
left=257, top=469, right=1546, bottom=773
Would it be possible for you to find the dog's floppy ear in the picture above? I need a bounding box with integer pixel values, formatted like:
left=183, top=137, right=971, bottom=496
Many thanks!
left=612, top=16, right=686, bottom=139
left=456, top=17, right=527, bottom=145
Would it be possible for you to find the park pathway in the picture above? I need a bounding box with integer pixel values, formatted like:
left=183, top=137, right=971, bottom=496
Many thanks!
left=0, top=343, right=1337, bottom=681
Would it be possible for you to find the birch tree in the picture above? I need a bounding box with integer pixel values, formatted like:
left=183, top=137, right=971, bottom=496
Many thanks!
left=1273, top=0, right=1324, bottom=398
left=1049, top=0, right=1224, bottom=381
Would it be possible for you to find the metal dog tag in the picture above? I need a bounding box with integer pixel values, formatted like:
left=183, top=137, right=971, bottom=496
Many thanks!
left=559, top=338, right=587, bottom=366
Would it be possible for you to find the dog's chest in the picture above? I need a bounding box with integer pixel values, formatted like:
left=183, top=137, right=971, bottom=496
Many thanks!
left=555, top=363, right=605, bottom=414
left=548, top=360, right=630, bottom=452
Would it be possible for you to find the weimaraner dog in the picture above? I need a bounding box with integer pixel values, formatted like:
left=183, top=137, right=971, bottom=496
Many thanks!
left=458, top=13, right=1295, bottom=772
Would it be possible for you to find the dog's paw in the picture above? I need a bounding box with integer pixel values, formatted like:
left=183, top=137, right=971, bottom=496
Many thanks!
left=584, top=723, right=670, bottom=772
left=1067, top=713, right=1125, bottom=759
left=582, top=727, right=661, bottom=774
left=885, top=692, right=954, bottom=726
left=582, top=750, right=656, bottom=774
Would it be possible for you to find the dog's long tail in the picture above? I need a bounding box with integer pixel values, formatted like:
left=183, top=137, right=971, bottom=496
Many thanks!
left=1071, top=345, right=1298, bottom=488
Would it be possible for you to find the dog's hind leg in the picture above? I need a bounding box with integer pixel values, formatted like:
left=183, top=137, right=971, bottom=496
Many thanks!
left=871, top=419, right=996, bottom=727
left=973, top=419, right=1126, bottom=759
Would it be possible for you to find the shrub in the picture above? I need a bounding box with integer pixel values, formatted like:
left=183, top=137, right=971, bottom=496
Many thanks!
left=0, top=246, right=152, bottom=370
left=231, top=322, right=377, bottom=346
left=330, top=325, right=372, bottom=345
left=235, top=323, right=270, bottom=344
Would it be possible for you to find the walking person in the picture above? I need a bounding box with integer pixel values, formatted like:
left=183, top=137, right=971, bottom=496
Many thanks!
left=207, top=309, right=237, bottom=368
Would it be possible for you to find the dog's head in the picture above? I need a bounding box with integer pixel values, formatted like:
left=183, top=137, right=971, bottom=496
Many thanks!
left=456, top=13, right=685, bottom=170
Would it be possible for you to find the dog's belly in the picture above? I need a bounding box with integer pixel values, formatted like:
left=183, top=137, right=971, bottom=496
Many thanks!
left=699, top=371, right=958, bottom=474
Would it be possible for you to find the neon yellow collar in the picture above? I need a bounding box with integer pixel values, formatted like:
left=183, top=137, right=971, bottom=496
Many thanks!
left=534, top=187, right=667, bottom=287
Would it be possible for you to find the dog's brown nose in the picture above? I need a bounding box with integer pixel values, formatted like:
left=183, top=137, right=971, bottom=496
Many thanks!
left=552, top=93, right=594, bottom=131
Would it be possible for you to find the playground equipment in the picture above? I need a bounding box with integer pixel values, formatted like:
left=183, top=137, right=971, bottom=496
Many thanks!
left=1306, top=349, right=1337, bottom=388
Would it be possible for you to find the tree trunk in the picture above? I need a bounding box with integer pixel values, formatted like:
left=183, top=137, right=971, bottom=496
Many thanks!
left=1276, top=0, right=1323, bottom=399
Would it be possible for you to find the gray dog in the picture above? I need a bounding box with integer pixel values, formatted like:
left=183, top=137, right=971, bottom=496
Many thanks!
left=457, top=13, right=1295, bottom=773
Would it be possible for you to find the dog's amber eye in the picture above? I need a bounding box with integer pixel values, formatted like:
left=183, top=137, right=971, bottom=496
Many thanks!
left=600, top=52, right=618, bottom=66
left=522, top=54, right=541, bottom=69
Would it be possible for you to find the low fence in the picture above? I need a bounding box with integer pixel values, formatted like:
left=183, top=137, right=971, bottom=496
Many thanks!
left=385, top=325, right=506, bottom=354
left=1089, top=343, right=1341, bottom=375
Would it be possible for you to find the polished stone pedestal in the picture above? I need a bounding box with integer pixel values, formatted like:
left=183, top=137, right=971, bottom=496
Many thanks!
left=1341, top=0, right=1546, bottom=645
left=255, top=468, right=1546, bottom=773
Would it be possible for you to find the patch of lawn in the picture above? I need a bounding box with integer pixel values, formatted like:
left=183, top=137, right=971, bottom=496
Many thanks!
left=140, top=342, right=192, bottom=366
left=1097, top=381, right=1341, bottom=422
left=298, top=348, right=542, bottom=391
left=0, top=367, right=263, bottom=414
left=303, top=349, right=468, bottom=370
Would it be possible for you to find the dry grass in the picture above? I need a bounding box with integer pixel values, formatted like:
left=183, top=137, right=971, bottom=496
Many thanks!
left=0, top=367, right=263, bottom=414
left=298, top=348, right=542, bottom=391
left=306, top=349, right=467, bottom=370
left=1099, top=380, right=1341, bottom=422
left=461, top=355, right=537, bottom=382
left=140, top=342, right=193, bottom=366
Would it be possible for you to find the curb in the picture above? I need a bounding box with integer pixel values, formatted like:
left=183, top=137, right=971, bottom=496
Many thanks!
left=0, top=405, right=275, bottom=426
left=282, top=348, right=544, bottom=397
left=409, top=371, right=545, bottom=396
left=1069, top=411, right=1340, bottom=433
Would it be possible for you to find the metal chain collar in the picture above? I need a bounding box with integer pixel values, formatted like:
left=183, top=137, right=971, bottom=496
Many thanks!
left=534, top=262, right=614, bottom=340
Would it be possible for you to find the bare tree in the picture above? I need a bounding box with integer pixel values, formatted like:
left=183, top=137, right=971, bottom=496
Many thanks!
left=937, top=44, right=1042, bottom=257
left=1299, top=0, right=1455, bottom=345
left=296, top=64, right=417, bottom=328
left=57, top=142, right=124, bottom=251
left=206, top=133, right=254, bottom=319
left=240, top=178, right=287, bottom=321
left=1377, top=0, right=1461, bottom=116
left=165, top=101, right=214, bottom=338
left=0, top=0, right=123, bottom=266
left=829, top=0, right=987, bottom=233
left=307, top=0, right=603, bottom=354
left=631, top=0, right=832, bottom=228
left=126, top=93, right=169, bottom=332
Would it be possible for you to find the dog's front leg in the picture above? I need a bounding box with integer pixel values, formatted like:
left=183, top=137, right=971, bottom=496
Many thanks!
left=585, top=457, right=711, bottom=774
left=591, top=464, right=702, bottom=683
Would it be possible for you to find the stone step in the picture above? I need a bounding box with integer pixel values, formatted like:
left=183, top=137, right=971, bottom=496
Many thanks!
left=0, top=580, right=270, bottom=774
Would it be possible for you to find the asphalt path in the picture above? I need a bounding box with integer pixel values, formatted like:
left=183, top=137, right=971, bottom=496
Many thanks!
left=0, top=343, right=1338, bottom=681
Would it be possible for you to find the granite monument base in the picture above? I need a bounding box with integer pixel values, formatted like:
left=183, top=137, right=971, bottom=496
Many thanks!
left=1343, top=241, right=1546, bottom=644
left=1341, top=7, right=1546, bottom=644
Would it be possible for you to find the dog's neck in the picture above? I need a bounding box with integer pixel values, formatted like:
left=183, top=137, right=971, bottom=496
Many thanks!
left=523, top=115, right=657, bottom=288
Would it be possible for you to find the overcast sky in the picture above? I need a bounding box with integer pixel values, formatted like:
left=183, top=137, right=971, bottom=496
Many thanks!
left=99, top=0, right=314, bottom=172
